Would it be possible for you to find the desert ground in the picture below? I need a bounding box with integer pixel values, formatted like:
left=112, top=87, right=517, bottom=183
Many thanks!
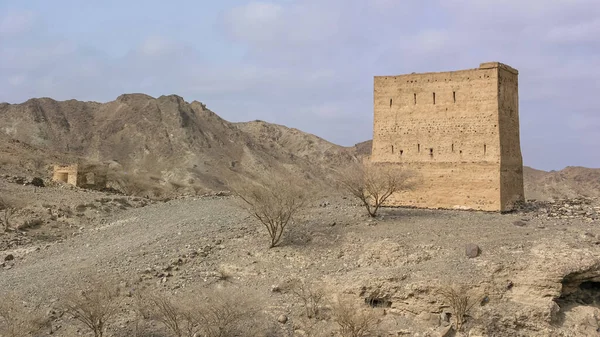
left=1, top=174, right=599, bottom=337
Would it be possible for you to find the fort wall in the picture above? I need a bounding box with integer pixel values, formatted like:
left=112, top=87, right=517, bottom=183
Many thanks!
left=371, top=62, right=524, bottom=211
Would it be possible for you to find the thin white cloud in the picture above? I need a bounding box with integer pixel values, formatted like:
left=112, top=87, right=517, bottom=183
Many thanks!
left=139, top=36, right=173, bottom=56
left=546, top=19, right=600, bottom=43
left=0, top=10, right=35, bottom=36
left=223, top=2, right=283, bottom=44
left=7, top=74, right=26, bottom=87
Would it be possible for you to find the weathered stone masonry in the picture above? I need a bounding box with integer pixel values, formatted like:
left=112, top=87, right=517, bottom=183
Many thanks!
left=371, top=62, right=524, bottom=211
left=52, top=164, right=107, bottom=189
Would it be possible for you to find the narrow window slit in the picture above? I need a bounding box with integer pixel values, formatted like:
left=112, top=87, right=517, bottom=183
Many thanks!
left=418, top=144, right=420, bottom=153
left=391, top=145, right=394, bottom=154
left=453, top=91, right=456, bottom=103
left=484, top=144, right=487, bottom=155
left=390, top=98, right=393, bottom=107
left=433, top=92, right=436, bottom=104
left=452, top=143, right=454, bottom=152
left=400, top=150, right=403, bottom=156
left=429, top=148, right=433, bottom=156
left=414, top=93, right=417, bottom=104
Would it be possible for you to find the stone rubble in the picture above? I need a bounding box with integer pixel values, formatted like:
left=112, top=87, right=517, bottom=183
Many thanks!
left=516, top=197, right=599, bottom=222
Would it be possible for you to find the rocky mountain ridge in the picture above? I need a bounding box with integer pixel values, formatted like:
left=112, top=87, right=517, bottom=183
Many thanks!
left=1, top=95, right=598, bottom=200
left=0, top=94, right=359, bottom=196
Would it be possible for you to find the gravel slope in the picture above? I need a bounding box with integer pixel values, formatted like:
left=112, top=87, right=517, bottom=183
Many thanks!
left=1, top=195, right=600, bottom=336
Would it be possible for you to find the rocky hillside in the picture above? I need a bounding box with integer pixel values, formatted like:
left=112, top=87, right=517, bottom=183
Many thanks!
left=524, top=166, right=600, bottom=200
left=1, top=95, right=598, bottom=200
left=0, top=94, right=359, bottom=196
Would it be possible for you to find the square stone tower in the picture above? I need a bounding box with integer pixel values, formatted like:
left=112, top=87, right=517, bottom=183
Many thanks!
left=371, top=62, right=524, bottom=211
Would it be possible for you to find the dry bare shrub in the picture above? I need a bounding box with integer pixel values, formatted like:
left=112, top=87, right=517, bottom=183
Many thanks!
left=332, top=300, right=379, bottom=337
left=136, top=290, right=262, bottom=337
left=0, top=196, right=18, bottom=232
left=295, top=317, right=332, bottom=337
left=0, top=295, right=47, bottom=337
left=337, top=163, right=416, bottom=217
left=437, top=284, right=483, bottom=331
left=289, top=279, right=325, bottom=319
left=215, top=265, right=233, bottom=282
left=135, top=292, right=194, bottom=337
left=32, top=157, right=46, bottom=174
left=232, top=177, right=309, bottom=248
left=61, top=280, right=121, bottom=337
left=197, top=291, right=260, bottom=337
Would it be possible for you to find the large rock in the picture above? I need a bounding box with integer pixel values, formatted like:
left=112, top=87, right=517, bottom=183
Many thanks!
left=30, top=177, right=45, bottom=187
left=465, top=244, right=480, bottom=258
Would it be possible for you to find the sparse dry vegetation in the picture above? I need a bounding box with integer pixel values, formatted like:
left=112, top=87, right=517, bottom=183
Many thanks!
left=135, top=290, right=262, bottom=337
left=135, top=292, right=192, bottom=337
left=197, top=292, right=261, bottom=337
left=233, top=177, right=309, bottom=248
left=61, top=280, right=120, bottom=337
left=437, top=284, right=483, bottom=331
left=0, top=196, right=18, bottom=232
left=289, top=279, right=325, bottom=319
left=332, top=300, right=379, bottom=337
left=215, top=264, right=234, bottom=282
left=337, top=163, right=416, bottom=217
left=0, top=295, right=47, bottom=337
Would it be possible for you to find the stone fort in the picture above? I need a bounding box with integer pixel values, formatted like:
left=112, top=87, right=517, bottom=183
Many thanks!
left=371, top=62, right=524, bottom=211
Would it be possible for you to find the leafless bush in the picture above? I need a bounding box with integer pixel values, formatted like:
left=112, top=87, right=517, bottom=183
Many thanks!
left=61, top=280, right=120, bottom=337
left=32, top=157, right=46, bottom=174
left=332, top=300, right=379, bottom=337
left=337, top=162, right=416, bottom=217
left=135, top=292, right=194, bottom=337
left=136, top=290, right=262, bottom=337
left=296, top=318, right=331, bottom=337
left=289, top=279, right=325, bottom=319
left=232, top=177, right=309, bottom=248
left=0, top=196, right=18, bottom=232
left=197, top=291, right=261, bottom=337
left=215, top=265, right=233, bottom=282
left=0, top=295, right=47, bottom=337
left=437, top=284, right=483, bottom=331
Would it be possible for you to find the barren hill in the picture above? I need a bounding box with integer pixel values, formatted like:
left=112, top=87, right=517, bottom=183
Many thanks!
left=1, top=95, right=598, bottom=200
left=0, top=94, right=358, bottom=196
left=524, top=166, right=600, bottom=200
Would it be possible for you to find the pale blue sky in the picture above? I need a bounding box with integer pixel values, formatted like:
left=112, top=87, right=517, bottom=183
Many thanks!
left=1, top=0, right=599, bottom=170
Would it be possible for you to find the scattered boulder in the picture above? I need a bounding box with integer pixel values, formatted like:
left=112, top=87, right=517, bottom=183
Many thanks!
left=4, top=254, right=14, bottom=261
left=438, top=325, right=454, bottom=337
left=465, top=244, right=480, bottom=258
left=513, top=220, right=527, bottom=227
left=277, top=314, right=288, bottom=324
left=6, top=176, right=26, bottom=185
left=30, top=177, right=45, bottom=187
left=516, top=197, right=598, bottom=222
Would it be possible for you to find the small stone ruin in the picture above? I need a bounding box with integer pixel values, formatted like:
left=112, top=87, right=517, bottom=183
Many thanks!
left=52, top=163, right=108, bottom=189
